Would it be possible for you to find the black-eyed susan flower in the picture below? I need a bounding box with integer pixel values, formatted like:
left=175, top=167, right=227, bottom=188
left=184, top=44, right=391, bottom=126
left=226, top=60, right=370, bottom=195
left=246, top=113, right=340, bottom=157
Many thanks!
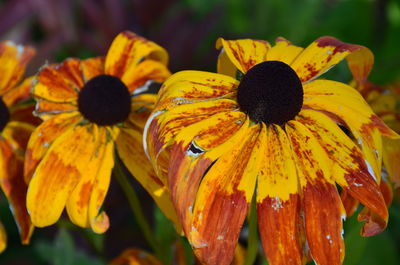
left=25, top=31, right=178, bottom=233
left=0, top=41, right=36, bottom=252
left=144, top=36, right=399, bottom=265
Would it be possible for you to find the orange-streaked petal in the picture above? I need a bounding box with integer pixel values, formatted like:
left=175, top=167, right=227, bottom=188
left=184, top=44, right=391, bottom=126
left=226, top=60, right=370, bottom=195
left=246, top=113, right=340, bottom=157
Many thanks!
left=155, top=71, right=238, bottom=111
left=24, top=113, right=81, bottom=183
left=65, top=126, right=112, bottom=231
left=33, top=58, right=83, bottom=103
left=257, top=125, right=303, bottom=265
left=189, top=123, right=260, bottom=265
left=122, top=59, right=171, bottom=93
left=286, top=121, right=345, bottom=265
left=166, top=118, right=255, bottom=264
left=88, top=127, right=117, bottom=233
left=258, top=195, right=303, bottom=265
left=149, top=99, right=239, bottom=164
left=266, top=37, right=304, bottom=65
left=296, top=109, right=388, bottom=237
left=216, top=38, right=271, bottom=74
left=304, top=79, right=399, bottom=181
left=340, top=191, right=359, bottom=217
left=34, top=100, right=77, bottom=119
left=382, top=138, right=400, bottom=188
left=81, top=57, right=105, bottom=82
left=0, top=42, right=35, bottom=95
left=110, top=249, right=164, bottom=265
left=116, top=126, right=180, bottom=230
left=302, top=180, right=345, bottom=265
left=105, top=31, right=168, bottom=78
left=290, top=36, right=373, bottom=83
left=0, top=138, right=33, bottom=245
left=2, top=76, right=34, bottom=107
left=26, top=124, right=103, bottom=227
left=2, top=121, right=35, bottom=158
left=128, top=94, right=157, bottom=129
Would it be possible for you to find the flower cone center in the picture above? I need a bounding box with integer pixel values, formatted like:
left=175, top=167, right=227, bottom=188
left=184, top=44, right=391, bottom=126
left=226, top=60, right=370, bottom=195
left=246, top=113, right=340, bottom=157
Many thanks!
left=0, top=97, right=10, bottom=132
left=78, top=75, right=131, bottom=126
left=237, top=61, right=303, bottom=124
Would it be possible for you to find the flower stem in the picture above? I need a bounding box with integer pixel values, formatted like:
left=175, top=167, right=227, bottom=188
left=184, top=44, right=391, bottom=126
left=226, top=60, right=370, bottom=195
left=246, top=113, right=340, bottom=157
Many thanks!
left=113, top=158, right=159, bottom=252
left=244, top=195, right=259, bottom=265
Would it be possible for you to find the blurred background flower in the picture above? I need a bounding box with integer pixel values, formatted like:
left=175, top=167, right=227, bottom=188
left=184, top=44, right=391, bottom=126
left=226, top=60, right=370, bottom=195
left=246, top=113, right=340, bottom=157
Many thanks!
left=0, top=0, right=399, bottom=264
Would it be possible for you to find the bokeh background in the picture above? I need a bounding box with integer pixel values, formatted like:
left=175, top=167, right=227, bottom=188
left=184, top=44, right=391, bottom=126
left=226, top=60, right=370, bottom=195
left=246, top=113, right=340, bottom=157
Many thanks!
left=0, top=0, right=399, bottom=264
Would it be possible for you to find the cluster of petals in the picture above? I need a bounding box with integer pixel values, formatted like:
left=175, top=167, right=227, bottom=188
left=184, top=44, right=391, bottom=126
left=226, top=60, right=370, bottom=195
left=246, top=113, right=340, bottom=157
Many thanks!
left=144, top=36, right=399, bottom=265
left=0, top=41, right=36, bottom=252
left=352, top=79, right=400, bottom=189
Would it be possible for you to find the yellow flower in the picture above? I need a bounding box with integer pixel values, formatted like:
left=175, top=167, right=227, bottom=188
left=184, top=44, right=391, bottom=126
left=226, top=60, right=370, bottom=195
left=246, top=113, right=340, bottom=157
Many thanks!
left=0, top=41, right=36, bottom=252
left=25, top=31, right=178, bottom=233
left=144, top=36, right=399, bottom=265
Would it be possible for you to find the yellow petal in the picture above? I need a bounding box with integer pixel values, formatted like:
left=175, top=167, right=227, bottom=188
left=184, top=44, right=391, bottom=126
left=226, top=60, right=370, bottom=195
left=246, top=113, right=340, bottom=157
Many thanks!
left=88, top=127, right=117, bottom=233
left=33, top=58, right=83, bottom=103
left=122, top=59, right=171, bottom=93
left=266, top=37, right=304, bottom=65
left=81, top=57, right=105, bottom=82
left=304, top=79, right=399, bottom=182
left=216, top=38, right=271, bottom=74
left=65, top=126, right=112, bottom=230
left=34, top=100, right=77, bottom=120
left=0, top=41, right=35, bottom=95
left=24, top=113, right=81, bottom=183
left=128, top=94, right=157, bottom=129
left=257, top=125, right=298, bottom=202
left=145, top=100, right=240, bottom=180
left=286, top=120, right=332, bottom=186
left=155, top=71, right=238, bottom=111
left=26, top=124, right=106, bottom=227
left=2, top=76, right=34, bottom=107
left=105, top=31, right=168, bottom=78
left=290, top=36, right=373, bottom=82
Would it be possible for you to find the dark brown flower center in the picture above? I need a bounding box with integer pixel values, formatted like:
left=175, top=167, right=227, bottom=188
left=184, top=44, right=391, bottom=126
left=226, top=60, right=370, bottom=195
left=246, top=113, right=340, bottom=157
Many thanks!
left=0, top=97, right=10, bottom=132
left=78, top=75, right=131, bottom=126
left=237, top=61, right=303, bottom=125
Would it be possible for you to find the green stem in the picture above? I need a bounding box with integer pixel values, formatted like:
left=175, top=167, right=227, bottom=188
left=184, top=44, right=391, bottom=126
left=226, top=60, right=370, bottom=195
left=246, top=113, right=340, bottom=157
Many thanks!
left=244, top=195, right=259, bottom=265
left=113, top=158, right=159, bottom=253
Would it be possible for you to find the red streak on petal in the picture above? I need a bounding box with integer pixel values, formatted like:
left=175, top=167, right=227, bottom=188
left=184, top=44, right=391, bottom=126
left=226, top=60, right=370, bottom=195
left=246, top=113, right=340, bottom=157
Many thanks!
left=258, top=194, right=304, bottom=265
left=316, top=36, right=359, bottom=55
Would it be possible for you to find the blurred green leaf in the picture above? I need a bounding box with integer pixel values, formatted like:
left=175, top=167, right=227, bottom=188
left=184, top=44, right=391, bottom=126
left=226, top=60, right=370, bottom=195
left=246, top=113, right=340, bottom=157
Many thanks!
left=35, top=228, right=105, bottom=265
left=153, top=207, right=176, bottom=265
